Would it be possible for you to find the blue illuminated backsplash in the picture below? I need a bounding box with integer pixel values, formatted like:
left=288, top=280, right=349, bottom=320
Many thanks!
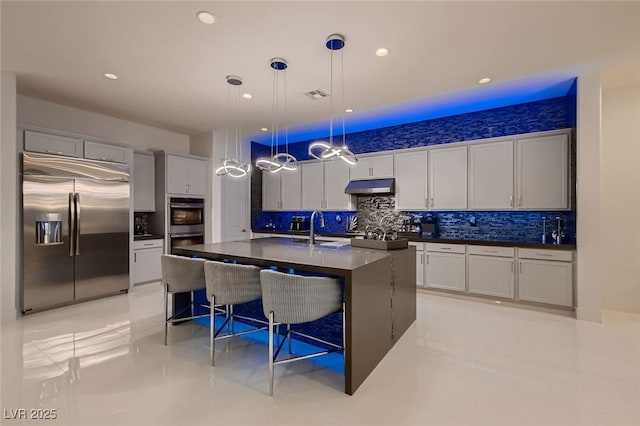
left=253, top=200, right=575, bottom=244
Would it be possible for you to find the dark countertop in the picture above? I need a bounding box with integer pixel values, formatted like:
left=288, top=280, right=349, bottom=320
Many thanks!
left=174, top=237, right=393, bottom=272
left=252, top=229, right=576, bottom=250
left=134, top=234, right=164, bottom=241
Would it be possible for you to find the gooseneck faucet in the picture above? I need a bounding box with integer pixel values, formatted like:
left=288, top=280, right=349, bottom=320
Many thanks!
left=309, top=210, right=325, bottom=246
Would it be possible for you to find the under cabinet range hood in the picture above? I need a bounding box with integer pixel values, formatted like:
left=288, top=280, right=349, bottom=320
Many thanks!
left=345, top=178, right=395, bottom=195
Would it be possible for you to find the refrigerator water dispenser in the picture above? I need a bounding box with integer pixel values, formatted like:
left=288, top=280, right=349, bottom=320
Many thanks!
left=35, top=213, right=62, bottom=245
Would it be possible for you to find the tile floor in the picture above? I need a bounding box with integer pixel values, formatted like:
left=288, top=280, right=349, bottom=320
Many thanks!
left=1, top=282, right=639, bottom=426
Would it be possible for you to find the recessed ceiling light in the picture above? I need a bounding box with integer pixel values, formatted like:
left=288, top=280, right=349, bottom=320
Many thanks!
left=260, top=127, right=269, bottom=132
left=345, top=108, right=354, bottom=113
left=103, top=73, right=118, bottom=80
left=197, top=11, right=216, bottom=24
left=242, top=93, right=252, bottom=99
left=478, top=77, right=492, bottom=85
left=375, top=48, right=389, bottom=57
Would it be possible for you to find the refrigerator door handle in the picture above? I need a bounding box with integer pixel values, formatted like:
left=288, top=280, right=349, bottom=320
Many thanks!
left=69, top=192, right=75, bottom=256
left=74, top=193, right=81, bottom=255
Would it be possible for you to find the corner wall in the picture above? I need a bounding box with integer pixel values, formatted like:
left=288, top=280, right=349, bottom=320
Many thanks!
left=1, top=72, right=17, bottom=323
left=601, top=81, right=640, bottom=314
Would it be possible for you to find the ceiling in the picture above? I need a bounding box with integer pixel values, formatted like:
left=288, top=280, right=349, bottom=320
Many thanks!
left=2, top=1, right=639, bottom=144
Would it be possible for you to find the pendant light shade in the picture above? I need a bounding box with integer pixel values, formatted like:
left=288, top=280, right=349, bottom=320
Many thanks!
left=216, top=75, right=251, bottom=178
left=308, top=34, right=358, bottom=166
left=255, top=58, right=298, bottom=173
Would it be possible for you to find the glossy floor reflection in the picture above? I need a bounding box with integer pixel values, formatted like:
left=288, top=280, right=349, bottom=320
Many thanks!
left=2, top=282, right=639, bottom=425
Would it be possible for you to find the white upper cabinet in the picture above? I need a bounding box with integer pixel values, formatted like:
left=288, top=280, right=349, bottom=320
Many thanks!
left=84, top=140, right=130, bottom=163
left=280, top=168, right=302, bottom=210
left=166, top=154, right=207, bottom=196
left=428, top=145, right=467, bottom=210
left=263, top=168, right=302, bottom=211
left=350, top=154, right=394, bottom=180
left=301, top=163, right=324, bottom=210
left=324, top=160, right=351, bottom=210
left=24, top=130, right=83, bottom=157
left=394, top=151, right=428, bottom=210
left=133, top=152, right=155, bottom=212
left=516, top=134, right=569, bottom=209
left=262, top=171, right=281, bottom=211
left=468, top=140, right=514, bottom=209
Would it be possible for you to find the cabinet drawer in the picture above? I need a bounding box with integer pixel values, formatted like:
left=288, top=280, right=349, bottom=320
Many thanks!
left=409, top=242, right=424, bottom=251
left=133, top=239, right=164, bottom=250
left=518, top=248, right=572, bottom=262
left=84, top=141, right=129, bottom=163
left=468, top=245, right=514, bottom=257
left=426, top=243, right=466, bottom=254
left=24, top=130, right=83, bottom=157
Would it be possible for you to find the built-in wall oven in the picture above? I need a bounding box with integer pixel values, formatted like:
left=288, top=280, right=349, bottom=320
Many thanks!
left=168, top=197, right=204, bottom=254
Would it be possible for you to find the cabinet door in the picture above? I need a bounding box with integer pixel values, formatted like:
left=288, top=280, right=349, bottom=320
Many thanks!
left=349, top=158, right=371, bottom=180
left=262, top=171, right=281, bottom=211
left=134, top=153, right=155, bottom=212
left=425, top=253, right=466, bottom=291
left=301, top=163, right=324, bottom=210
left=428, top=146, right=467, bottom=210
left=324, top=160, right=351, bottom=210
left=24, top=130, right=83, bottom=157
left=518, top=259, right=573, bottom=307
left=84, top=141, right=130, bottom=163
left=469, top=141, right=514, bottom=209
left=516, top=134, right=569, bottom=209
left=281, top=168, right=302, bottom=210
left=395, top=151, right=428, bottom=210
left=468, top=255, right=515, bottom=298
left=416, top=252, right=425, bottom=287
left=371, top=155, right=394, bottom=178
left=133, top=247, right=163, bottom=284
left=186, top=158, right=207, bottom=196
left=166, top=155, right=189, bottom=195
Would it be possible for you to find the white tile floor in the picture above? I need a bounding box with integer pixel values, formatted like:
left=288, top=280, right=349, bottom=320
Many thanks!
left=1, top=282, right=639, bottom=426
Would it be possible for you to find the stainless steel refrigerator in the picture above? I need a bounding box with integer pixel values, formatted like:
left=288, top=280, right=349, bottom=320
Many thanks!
left=22, top=152, right=130, bottom=314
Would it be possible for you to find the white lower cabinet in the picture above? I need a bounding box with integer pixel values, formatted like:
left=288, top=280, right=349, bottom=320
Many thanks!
left=409, top=242, right=425, bottom=287
left=468, top=255, right=515, bottom=299
left=425, top=244, right=466, bottom=292
left=133, top=239, right=163, bottom=284
left=517, top=249, right=573, bottom=307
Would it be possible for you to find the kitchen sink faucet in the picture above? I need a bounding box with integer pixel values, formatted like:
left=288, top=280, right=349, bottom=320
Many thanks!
left=309, top=210, right=325, bottom=246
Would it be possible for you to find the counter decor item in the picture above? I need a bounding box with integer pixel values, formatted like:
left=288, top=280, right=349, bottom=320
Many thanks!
left=347, top=215, right=358, bottom=232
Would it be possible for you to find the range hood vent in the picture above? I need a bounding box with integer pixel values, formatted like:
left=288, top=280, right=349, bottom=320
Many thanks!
left=345, top=178, right=395, bottom=195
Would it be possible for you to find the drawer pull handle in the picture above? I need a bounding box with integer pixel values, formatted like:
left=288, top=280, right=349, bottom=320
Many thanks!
left=484, top=250, right=498, bottom=253
left=440, top=247, right=451, bottom=250
left=143, top=243, right=154, bottom=246
left=536, top=253, right=553, bottom=257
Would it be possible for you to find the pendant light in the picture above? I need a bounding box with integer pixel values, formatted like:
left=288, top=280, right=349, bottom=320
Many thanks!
left=255, top=58, right=298, bottom=173
left=308, top=34, right=358, bottom=166
left=216, top=75, right=251, bottom=178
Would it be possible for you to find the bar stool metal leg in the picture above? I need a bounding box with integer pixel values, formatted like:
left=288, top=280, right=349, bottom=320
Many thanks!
left=269, top=311, right=275, bottom=396
left=163, top=284, right=169, bottom=346
left=210, top=295, right=216, bottom=366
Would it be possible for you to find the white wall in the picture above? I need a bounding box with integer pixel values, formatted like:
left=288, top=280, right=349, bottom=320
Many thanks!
left=601, top=81, right=640, bottom=314
left=576, top=70, right=603, bottom=322
left=17, top=95, right=189, bottom=152
left=1, top=72, right=18, bottom=323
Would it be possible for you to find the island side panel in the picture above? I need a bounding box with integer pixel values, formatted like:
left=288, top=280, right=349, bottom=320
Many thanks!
left=390, top=247, right=417, bottom=344
left=346, top=256, right=393, bottom=395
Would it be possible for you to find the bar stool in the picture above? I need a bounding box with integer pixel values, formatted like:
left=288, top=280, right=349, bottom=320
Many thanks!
left=204, top=261, right=267, bottom=366
left=161, top=254, right=208, bottom=345
left=260, top=269, right=345, bottom=396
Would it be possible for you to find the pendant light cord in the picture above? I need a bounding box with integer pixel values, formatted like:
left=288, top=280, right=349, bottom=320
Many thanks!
left=341, top=49, right=346, bottom=149
left=225, top=83, right=230, bottom=161
left=329, top=45, right=334, bottom=148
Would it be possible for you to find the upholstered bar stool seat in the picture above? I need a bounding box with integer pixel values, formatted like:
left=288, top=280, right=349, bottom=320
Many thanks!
left=204, top=261, right=267, bottom=366
left=161, top=254, right=208, bottom=345
left=260, top=269, right=345, bottom=396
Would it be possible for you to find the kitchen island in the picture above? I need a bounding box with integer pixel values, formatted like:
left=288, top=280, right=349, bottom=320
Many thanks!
left=174, top=237, right=416, bottom=395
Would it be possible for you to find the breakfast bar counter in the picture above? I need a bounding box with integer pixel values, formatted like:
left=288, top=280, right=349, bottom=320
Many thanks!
left=175, top=237, right=416, bottom=395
